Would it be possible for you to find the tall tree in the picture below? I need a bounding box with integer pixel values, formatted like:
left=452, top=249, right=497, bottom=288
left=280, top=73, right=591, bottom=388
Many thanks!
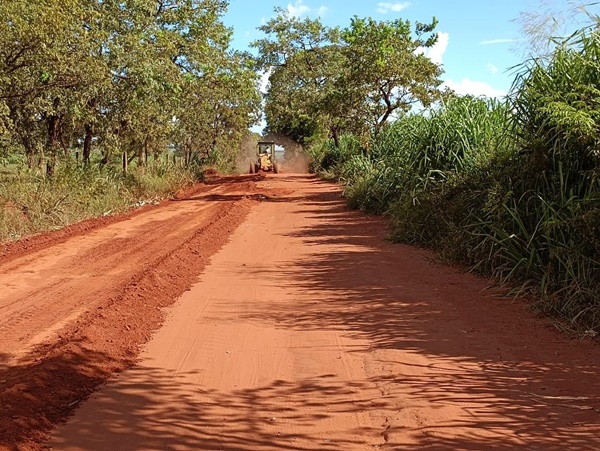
left=253, top=10, right=444, bottom=145
left=253, top=9, right=342, bottom=143
left=0, top=0, right=260, bottom=172
left=0, top=0, right=109, bottom=170
left=174, top=51, right=260, bottom=165
left=340, top=17, right=443, bottom=136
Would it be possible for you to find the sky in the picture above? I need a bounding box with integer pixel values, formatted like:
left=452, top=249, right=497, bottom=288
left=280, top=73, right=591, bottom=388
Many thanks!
left=222, top=0, right=597, bottom=131
left=223, top=0, right=533, bottom=97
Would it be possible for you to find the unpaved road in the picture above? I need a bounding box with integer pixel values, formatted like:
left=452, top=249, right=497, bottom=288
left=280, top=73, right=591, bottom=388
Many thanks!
left=1, top=174, right=599, bottom=450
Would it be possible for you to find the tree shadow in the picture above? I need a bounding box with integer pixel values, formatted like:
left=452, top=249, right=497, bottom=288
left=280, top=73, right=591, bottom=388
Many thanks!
left=0, top=343, right=129, bottom=449
left=204, top=174, right=264, bottom=185
left=175, top=193, right=292, bottom=203
left=49, top=365, right=387, bottom=450
left=235, top=186, right=600, bottom=448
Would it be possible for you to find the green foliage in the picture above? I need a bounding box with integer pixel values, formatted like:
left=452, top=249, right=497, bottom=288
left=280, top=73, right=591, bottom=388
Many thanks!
left=253, top=9, right=443, bottom=145
left=308, top=134, right=362, bottom=174
left=511, top=28, right=600, bottom=179
left=0, top=0, right=260, bottom=173
left=309, top=24, right=600, bottom=329
left=315, top=96, right=512, bottom=213
left=340, top=16, right=442, bottom=135
left=253, top=10, right=343, bottom=143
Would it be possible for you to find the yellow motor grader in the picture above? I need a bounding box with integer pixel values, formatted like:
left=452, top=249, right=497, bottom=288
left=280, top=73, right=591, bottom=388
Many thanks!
left=250, top=141, right=279, bottom=174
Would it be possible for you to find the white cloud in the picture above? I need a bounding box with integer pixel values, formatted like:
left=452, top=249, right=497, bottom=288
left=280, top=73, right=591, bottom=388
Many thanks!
left=259, top=70, right=271, bottom=94
left=427, top=32, right=449, bottom=65
left=317, top=6, right=328, bottom=16
left=377, top=1, right=411, bottom=14
left=416, top=32, right=449, bottom=65
left=287, top=0, right=310, bottom=17
left=286, top=0, right=327, bottom=18
left=486, top=63, right=499, bottom=75
left=444, top=78, right=506, bottom=98
left=480, top=38, right=518, bottom=45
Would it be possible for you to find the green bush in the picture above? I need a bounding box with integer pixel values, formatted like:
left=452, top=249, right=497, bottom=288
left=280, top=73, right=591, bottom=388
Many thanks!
left=308, top=134, right=363, bottom=176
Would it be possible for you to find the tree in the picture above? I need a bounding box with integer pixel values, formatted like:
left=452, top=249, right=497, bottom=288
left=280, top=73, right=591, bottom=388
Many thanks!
left=0, top=0, right=260, bottom=173
left=0, top=0, right=109, bottom=171
left=253, top=9, right=342, bottom=143
left=253, top=9, right=444, bottom=145
left=340, top=17, right=443, bottom=136
left=174, top=51, right=260, bottom=165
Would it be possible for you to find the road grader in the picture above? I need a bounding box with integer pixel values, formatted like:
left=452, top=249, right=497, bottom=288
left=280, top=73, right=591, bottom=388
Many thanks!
left=250, top=141, right=279, bottom=174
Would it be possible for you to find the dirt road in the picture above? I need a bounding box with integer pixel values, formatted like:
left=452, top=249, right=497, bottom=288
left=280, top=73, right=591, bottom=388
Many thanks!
left=1, top=174, right=600, bottom=450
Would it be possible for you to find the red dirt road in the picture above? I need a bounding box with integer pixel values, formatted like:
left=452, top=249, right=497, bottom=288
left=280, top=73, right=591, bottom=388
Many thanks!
left=1, top=174, right=600, bottom=450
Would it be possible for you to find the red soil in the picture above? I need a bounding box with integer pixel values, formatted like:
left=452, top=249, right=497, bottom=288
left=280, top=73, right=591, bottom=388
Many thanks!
left=0, top=174, right=598, bottom=450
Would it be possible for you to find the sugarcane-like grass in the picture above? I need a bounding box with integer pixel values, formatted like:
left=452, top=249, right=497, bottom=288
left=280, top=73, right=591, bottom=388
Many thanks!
left=310, top=25, right=600, bottom=330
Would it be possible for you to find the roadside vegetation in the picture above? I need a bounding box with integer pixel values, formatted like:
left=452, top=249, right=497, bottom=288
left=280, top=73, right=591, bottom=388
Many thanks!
left=0, top=155, right=201, bottom=241
left=0, top=0, right=260, bottom=242
left=257, top=9, right=600, bottom=330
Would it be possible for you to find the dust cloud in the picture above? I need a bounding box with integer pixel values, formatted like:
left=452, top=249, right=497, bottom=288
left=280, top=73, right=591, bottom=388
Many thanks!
left=237, top=133, right=310, bottom=174
left=236, top=134, right=258, bottom=174
left=265, top=133, right=310, bottom=174
left=282, top=151, right=310, bottom=173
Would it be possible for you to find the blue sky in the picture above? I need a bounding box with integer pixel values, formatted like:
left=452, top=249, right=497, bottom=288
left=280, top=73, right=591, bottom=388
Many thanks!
left=223, top=0, right=598, bottom=134
left=223, top=0, right=537, bottom=98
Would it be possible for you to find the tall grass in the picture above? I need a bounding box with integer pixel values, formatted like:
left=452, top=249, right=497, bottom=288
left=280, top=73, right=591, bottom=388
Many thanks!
left=485, top=26, right=600, bottom=324
left=307, top=134, right=363, bottom=177
left=309, top=25, right=600, bottom=330
left=336, top=96, right=512, bottom=214
left=0, top=162, right=199, bottom=242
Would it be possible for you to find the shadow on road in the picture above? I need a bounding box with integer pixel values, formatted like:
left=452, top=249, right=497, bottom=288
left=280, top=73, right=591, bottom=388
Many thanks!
left=177, top=193, right=292, bottom=203
left=0, top=344, right=125, bottom=448
left=49, top=365, right=385, bottom=450
left=236, top=182, right=600, bottom=448
left=2, top=176, right=599, bottom=449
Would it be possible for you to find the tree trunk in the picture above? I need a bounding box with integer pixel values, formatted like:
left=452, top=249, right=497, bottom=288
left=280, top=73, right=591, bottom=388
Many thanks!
left=46, top=115, right=61, bottom=177
left=45, top=98, right=62, bottom=177
left=39, top=146, right=45, bottom=172
left=61, top=134, right=70, bottom=158
left=137, top=147, right=145, bottom=167
left=331, top=127, right=340, bottom=148
left=83, top=124, right=93, bottom=165
left=21, top=135, right=35, bottom=169
left=101, top=149, right=109, bottom=166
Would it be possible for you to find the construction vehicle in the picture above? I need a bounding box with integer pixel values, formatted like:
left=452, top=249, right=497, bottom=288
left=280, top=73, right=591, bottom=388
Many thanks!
left=250, top=141, right=279, bottom=174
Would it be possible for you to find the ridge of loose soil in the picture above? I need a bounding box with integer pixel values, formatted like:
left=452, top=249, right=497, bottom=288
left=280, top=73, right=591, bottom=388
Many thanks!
left=0, top=176, right=264, bottom=451
left=0, top=180, right=224, bottom=266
